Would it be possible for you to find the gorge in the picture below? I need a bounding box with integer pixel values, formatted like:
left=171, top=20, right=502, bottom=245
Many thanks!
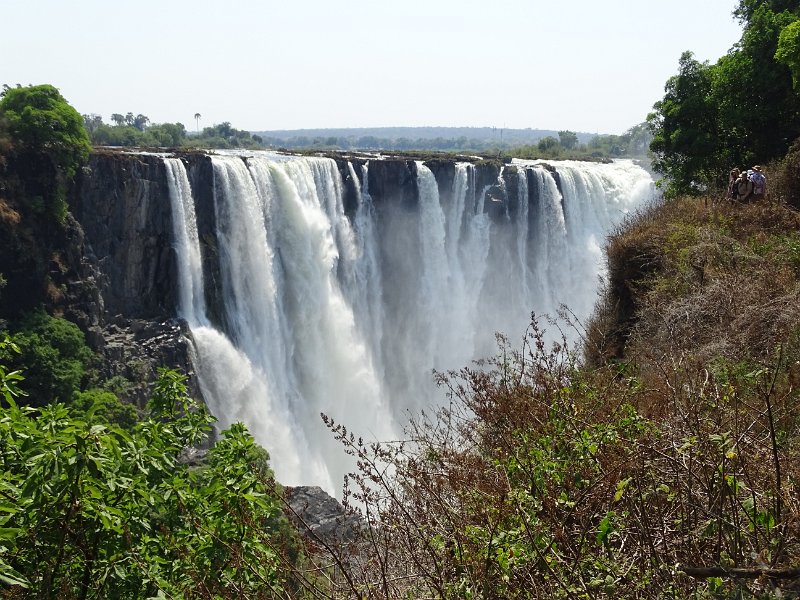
left=73, top=151, right=655, bottom=493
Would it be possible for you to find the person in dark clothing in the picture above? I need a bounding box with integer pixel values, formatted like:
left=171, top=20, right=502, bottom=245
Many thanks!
left=727, top=168, right=740, bottom=201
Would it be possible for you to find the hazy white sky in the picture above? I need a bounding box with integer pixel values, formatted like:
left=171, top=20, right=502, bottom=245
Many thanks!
left=3, top=0, right=743, bottom=135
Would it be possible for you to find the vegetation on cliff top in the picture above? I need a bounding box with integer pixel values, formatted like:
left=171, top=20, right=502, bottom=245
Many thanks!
left=0, top=84, right=90, bottom=224
left=648, top=0, right=800, bottom=196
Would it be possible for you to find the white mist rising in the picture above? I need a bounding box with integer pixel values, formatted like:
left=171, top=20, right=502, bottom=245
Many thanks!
left=164, top=153, right=655, bottom=495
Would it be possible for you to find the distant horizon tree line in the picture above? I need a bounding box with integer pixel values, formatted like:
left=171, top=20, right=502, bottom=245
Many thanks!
left=80, top=111, right=651, bottom=159
left=258, top=123, right=652, bottom=159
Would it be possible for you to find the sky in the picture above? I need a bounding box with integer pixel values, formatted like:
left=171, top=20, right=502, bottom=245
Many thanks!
left=3, top=0, right=744, bottom=136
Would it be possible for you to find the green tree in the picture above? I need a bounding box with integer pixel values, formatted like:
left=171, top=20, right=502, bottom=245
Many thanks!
left=82, top=113, right=103, bottom=134
left=735, top=0, right=800, bottom=22
left=650, top=4, right=800, bottom=195
left=558, top=130, right=578, bottom=150
left=621, top=122, right=652, bottom=156
left=537, top=135, right=560, bottom=152
left=70, top=388, right=138, bottom=428
left=648, top=52, right=721, bottom=196
left=133, top=113, right=149, bottom=132
left=0, top=310, right=94, bottom=407
left=0, top=84, right=91, bottom=222
left=0, top=84, right=90, bottom=180
left=143, top=122, right=186, bottom=146
left=776, top=19, right=800, bottom=87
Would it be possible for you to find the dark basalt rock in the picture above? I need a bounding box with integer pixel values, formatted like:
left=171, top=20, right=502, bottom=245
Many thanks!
left=71, top=152, right=200, bottom=407
left=98, top=316, right=198, bottom=408
left=73, top=152, right=176, bottom=320
left=367, top=159, right=418, bottom=210
left=503, top=166, right=521, bottom=219
left=284, top=485, right=363, bottom=544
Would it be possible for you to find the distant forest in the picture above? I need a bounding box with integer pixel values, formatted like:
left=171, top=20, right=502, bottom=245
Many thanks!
left=80, top=112, right=651, bottom=159
left=253, top=126, right=597, bottom=145
left=253, top=125, right=652, bottom=158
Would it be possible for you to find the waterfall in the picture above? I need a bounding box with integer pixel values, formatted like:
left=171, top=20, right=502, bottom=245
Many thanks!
left=164, top=152, right=655, bottom=495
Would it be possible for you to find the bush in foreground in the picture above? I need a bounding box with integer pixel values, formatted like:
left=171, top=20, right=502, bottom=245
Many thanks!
left=0, top=336, right=299, bottom=598
left=306, top=318, right=800, bottom=599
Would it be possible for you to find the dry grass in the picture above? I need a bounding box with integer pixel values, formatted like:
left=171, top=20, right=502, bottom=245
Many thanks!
left=587, top=194, right=800, bottom=372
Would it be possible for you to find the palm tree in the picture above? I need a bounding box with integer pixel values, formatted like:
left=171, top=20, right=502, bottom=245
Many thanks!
left=194, top=113, right=201, bottom=134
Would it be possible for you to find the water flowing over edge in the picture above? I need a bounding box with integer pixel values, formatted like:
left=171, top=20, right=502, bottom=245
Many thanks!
left=164, top=153, right=656, bottom=495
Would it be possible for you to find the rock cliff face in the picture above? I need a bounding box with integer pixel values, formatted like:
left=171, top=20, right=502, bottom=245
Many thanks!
left=73, top=151, right=514, bottom=323
left=66, top=150, right=518, bottom=406
left=71, top=152, right=200, bottom=406
left=74, top=152, right=175, bottom=318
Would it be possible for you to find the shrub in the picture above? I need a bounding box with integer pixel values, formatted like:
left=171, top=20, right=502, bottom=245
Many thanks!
left=0, top=361, right=301, bottom=597
left=0, top=310, right=93, bottom=406
left=70, top=388, right=138, bottom=428
left=312, top=317, right=800, bottom=599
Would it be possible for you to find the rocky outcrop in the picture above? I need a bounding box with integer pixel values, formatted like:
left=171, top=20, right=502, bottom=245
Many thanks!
left=70, top=152, right=199, bottom=407
left=367, top=159, right=418, bottom=210
left=98, top=316, right=199, bottom=408
left=284, top=486, right=363, bottom=544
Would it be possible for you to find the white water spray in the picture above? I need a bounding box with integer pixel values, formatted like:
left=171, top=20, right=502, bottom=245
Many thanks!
left=164, top=152, right=655, bottom=495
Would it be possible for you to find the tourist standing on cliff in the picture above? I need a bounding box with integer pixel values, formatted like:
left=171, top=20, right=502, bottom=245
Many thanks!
left=727, top=168, right=740, bottom=200
left=750, top=165, right=766, bottom=200
left=736, top=169, right=754, bottom=202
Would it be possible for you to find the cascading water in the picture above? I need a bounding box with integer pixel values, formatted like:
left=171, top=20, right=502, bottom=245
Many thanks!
left=164, top=152, right=655, bottom=495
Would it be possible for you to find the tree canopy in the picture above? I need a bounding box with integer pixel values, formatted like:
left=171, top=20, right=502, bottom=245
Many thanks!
left=0, top=84, right=91, bottom=223
left=648, top=1, right=800, bottom=196
left=0, top=84, right=90, bottom=179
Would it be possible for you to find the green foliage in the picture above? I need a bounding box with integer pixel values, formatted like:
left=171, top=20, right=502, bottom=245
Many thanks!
left=558, top=130, right=579, bottom=150
left=185, top=121, right=263, bottom=149
left=71, top=388, right=139, bottom=428
left=0, top=84, right=90, bottom=179
left=86, top=113, right=264, bottom=150
left=509, top=123, right=651, bottom=161
left=89, top=121, right=187, bottom=147
left=0, top=84, right=91, bottom=223
left=0, top=310, right=94, bottom=406
left=0, top=335, right=26, bottom=405
left=0, top=366, right=297, bottom=597
left=649, top=5, right=800, bottom=196
left=14, top=313, right=90, bottom=401
left=537, top=135, right=560, bottom=153
left=648, top=52, right=721, bottom=196
left=775, top=19, right=800, bottom=87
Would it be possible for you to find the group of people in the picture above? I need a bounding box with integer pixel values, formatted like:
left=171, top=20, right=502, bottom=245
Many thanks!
left=727, top=165, right=767, bottom=202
